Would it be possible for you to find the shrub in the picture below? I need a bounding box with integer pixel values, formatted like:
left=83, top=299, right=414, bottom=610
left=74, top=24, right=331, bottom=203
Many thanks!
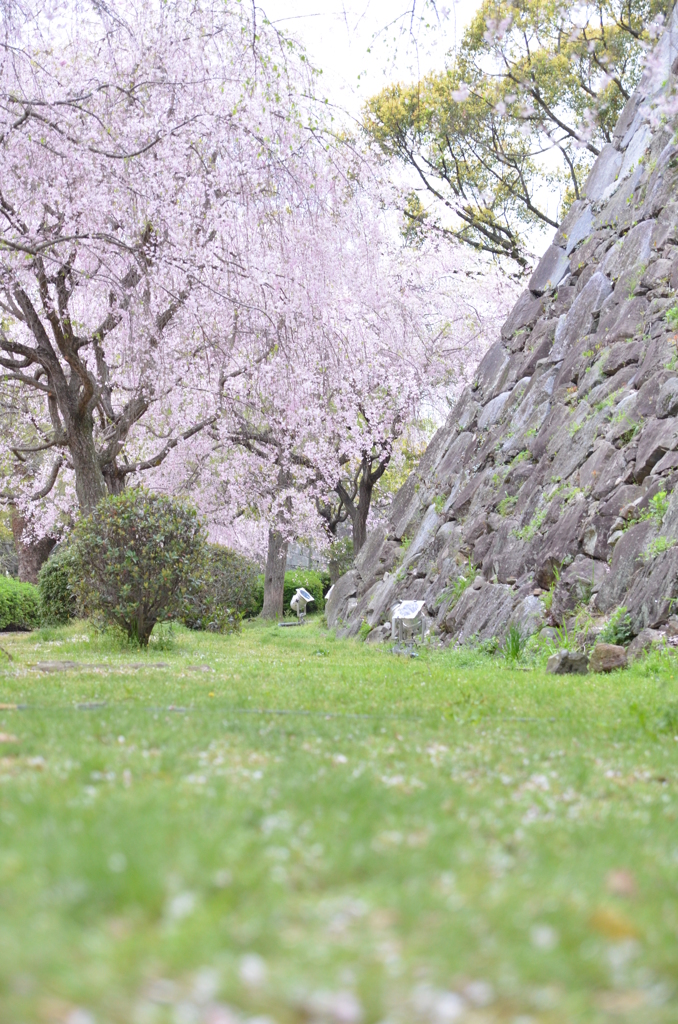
left=38, top=547, right=78, bottom=625
left=638, top=490, right=670, bottom=527
left=0, top=576, right=40, bottom=630
left=599, top=606, right=634, bottom=646
left=181, top=544, right=260, bottom=631
left=252, top=568, right=327, bottom=617
left=72, top=489, right=206, bottom=645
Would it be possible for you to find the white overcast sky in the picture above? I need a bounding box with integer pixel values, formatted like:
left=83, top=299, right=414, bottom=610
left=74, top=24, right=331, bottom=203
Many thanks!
left=258, top=0, right=483, bottom=121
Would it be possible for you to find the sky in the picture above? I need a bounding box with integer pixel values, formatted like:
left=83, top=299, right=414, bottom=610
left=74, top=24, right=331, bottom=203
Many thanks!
left=258, top=0, right=484, bottom=122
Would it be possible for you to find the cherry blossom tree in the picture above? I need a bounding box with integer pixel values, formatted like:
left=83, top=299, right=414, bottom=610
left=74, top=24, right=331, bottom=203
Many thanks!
left=0, top=0, right=515, bottom=608
left=0, top=0, right=322, bottom=536
left=149, top=148, right=516, bottom=616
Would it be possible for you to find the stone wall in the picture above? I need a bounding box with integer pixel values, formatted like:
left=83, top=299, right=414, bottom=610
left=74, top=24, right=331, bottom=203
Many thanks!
left=328, top=9, right=678, bottom=646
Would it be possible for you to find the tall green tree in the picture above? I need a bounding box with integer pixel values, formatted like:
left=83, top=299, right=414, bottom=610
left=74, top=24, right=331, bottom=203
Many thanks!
left=364, top=0, right=671, bottom=267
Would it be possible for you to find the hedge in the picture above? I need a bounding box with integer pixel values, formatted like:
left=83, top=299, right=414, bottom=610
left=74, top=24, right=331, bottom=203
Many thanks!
left=38, top=547, right=78, bottom=626
left=0, top=576, right=40, bottom=631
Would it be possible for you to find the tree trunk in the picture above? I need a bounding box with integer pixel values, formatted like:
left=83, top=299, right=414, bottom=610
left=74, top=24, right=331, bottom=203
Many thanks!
left=351, top=472, right=373, bottom=554
left=261, top=528, right=288, bottom=620
left=69, top=417, right=108, bottom=513
left=10, top=508, right=55, bottom=584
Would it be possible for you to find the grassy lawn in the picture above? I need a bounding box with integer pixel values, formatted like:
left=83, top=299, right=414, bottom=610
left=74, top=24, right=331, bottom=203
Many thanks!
left=1, top=620, right=678, bottom=1023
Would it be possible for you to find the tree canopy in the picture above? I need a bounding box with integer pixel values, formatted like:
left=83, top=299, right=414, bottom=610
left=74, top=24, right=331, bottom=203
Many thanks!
left=0, top=0, right=515, bottom=598
left=364, top=0, right=671, bottom=267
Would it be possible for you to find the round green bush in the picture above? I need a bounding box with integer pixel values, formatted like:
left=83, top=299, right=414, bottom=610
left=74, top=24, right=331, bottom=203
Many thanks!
left=72, top=489, right=206, bottom=645
left=38, top=547, right=78, bottom=625
left=0, top=576, right=40, bottom=630
left=181, top=544, right=260, bottom=631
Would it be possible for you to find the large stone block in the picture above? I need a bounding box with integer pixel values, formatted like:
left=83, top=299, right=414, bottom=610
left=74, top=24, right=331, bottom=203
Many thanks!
left=602, top=220, right=654, bottom=281
left=635, top=417, right=678, bottom=481
left=529, top=245, right=571, bottom=296
left=474, top=341, right=511, bottom=400
left=641, top=258, right=673, bottom=291
left=551, top=556, right=608, bottom=626
left=613, top=93, right=642, bottom=145
left=434, top=431, right=476, bottom=490
left=364, top=575, right=399, bottom=628
left=501, top=290, right=546, bottom=343
left=652, top=202, right=678, bottom=249
left=583, top=144, right=622, bottom=201
left=594, top=164, right=644, bottom=232
left=595, top=519, right=656, bottom=613
left=550, top=272, right=612, bottom=361
left=516, top=319, right=556, bottom=376
left=623, top=537, right=678, bottom=631
left=656, top=377, right=678, bottom=419
left=326, top=570, right=358, bottom=630
left=509, top=595, right=545, bottom=638
left=599, top=298, right=648, bottom=345
left=618, top=124, right=653, bottom=182
left=603, top=340, right=644, bottom=376
left=402, top=505, right=441, bottom=568
left=627, top=628, right=664, bottom=660
left=581, top=514, right=617, bottom=560
left=561, top=205, right=594, bottom=255
left=456, top=583, right=517, bottom=643
left=354, top=525, right=389, bottom=582
left=579, top=441, right=620, bottom=493
left=477, top=391, right=510, bottom=430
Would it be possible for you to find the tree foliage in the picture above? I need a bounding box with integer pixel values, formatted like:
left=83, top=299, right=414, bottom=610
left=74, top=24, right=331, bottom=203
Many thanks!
left=0, top=0, right=321, bottom=520
left=364, top=0, right=671, bottom=266
left=0, top=0, right=516, bottom=590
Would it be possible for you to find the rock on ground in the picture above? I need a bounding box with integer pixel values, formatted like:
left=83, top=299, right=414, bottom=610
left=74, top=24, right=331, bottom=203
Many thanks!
left=589, top=644, right=628, bottom=673
left=546, top=650, right=590, bottom=675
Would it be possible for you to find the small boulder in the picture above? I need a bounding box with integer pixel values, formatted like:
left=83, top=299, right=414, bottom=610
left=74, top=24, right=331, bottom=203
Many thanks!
left=666, top=616, right=678, bottom=637
left=589, top=643, right=628, bottom=673
left=364, top=623, right=392, bottom=645
left=546, top=649, right=589, bottom=675
left=627, top=628, right=664, bottom=661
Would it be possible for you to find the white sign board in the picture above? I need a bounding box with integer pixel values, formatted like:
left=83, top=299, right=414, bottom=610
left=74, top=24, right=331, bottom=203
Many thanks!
left=392, top=600, right=426, bottom=624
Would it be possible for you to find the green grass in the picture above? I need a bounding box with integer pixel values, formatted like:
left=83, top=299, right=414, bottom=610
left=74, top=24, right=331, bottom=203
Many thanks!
left=1, top=620, right=678, bottom=1022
